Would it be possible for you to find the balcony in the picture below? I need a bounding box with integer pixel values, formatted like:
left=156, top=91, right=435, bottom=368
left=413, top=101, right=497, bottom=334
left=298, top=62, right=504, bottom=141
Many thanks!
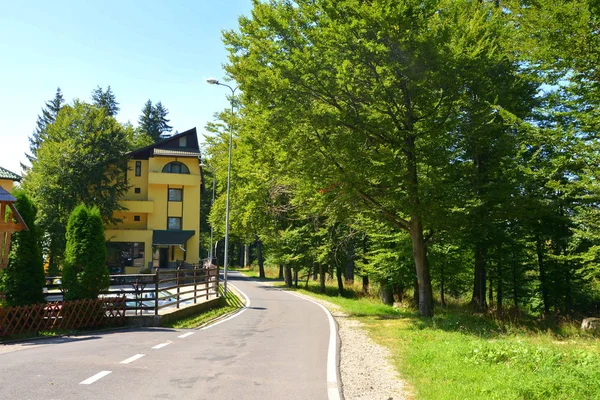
left=119, top=200, right=154, bottom=213
left=148, top=172, right=200, bottom=187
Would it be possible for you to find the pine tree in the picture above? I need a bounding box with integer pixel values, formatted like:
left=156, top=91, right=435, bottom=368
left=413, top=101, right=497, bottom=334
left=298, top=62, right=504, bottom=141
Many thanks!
left=138, top=100, right=173, bottom=142
left=91, top=85, right=119, bottom=116
left=24, top=88, right=64, bottom=166
left=3, top=190, right=45, bottom=306
left=62, top=204, right=109, bottom=301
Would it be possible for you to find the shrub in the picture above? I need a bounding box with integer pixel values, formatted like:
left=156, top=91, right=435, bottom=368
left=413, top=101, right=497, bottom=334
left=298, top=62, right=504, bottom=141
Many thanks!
left=62, top=204, right=109, bottom=300
left=3, top=190, right=45, bottom=306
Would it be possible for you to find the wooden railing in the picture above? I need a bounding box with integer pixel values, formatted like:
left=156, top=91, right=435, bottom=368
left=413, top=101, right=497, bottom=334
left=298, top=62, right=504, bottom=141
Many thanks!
left=44, top=265, right=220, bottom=316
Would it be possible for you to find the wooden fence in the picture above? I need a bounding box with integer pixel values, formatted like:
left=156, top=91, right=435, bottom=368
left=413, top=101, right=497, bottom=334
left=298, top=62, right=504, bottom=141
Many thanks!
left=45, top=264, right=220, bottom=316
left=0, top=297, right=126, bottom=338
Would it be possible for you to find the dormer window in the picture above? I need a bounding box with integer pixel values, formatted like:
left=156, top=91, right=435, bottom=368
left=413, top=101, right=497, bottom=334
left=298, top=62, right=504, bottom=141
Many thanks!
left=162, top=161, right=190, bottom=174
left=178, top=136, right=187, bottom=147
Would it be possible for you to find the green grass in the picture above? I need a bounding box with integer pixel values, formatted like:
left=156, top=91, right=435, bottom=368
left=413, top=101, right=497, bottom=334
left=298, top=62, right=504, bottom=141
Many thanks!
left=161, top=287, right=244, bottom=329
left=243, top=273, right=600, bottom=400
left=230, top=264, right=282, bottom=280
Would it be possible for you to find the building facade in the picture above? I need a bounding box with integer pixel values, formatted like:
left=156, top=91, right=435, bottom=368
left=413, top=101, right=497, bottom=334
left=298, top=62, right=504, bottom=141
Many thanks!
left=105, top=128, right=202, bottom=274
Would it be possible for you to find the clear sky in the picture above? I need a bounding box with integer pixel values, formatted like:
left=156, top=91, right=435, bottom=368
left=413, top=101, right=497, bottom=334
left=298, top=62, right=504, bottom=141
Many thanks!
left=0, top=0, right=254, bottom=176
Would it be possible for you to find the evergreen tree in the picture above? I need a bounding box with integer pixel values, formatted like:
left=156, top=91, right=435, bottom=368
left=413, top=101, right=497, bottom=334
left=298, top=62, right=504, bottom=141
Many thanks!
left=62, top=204, right=109, bottom=301
left=138, top=100, right=173, bottom=142
left=3, top=190, right=45, bottom=306
left=24, top=88, right=64, bottom=166
left=91, top=85, right=119, bottom=116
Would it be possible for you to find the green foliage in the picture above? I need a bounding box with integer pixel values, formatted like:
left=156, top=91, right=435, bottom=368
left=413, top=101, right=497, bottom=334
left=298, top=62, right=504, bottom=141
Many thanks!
left=62, top=204, right=109, bottom=301
left=2, top=190, right=45, bottom=306
left=138, top=100, right=173, bottom=142
left=25, top=87, right=64, bottom=165
left=91, top=85, right=119, bottom=117
left=23, top=100, right=131, bottom=265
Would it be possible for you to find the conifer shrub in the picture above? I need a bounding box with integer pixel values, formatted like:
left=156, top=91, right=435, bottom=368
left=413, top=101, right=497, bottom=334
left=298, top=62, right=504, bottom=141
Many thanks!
left=62, top=204, right=109, bottom=300
left=3, top=190, right=45, bottom=306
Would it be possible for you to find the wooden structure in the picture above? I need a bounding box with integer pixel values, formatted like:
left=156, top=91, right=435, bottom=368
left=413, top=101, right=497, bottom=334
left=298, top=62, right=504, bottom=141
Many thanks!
left=0, top=187, right=28, bottom=269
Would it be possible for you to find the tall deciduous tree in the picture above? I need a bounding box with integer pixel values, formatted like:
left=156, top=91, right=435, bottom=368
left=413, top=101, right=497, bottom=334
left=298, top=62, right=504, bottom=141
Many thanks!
left=223, top=0, right=532, bottom=316
left=2, top=190, right=45, bottom=306
left=23, top=101, right=130, bottom=266
left=62, top=204, right=109, bottom=300
left=91, top=85, right=120, bottom=117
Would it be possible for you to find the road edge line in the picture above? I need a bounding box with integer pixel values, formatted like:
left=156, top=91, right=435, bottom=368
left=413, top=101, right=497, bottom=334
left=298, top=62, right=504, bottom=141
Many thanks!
left=199, top=282, right=250, bottom=331
left=284, top=290, right=343, bottom=400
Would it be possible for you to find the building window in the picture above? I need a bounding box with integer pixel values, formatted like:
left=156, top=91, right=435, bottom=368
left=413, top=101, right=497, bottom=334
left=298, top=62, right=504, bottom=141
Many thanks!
left=168, top=217, right=182, bottom=230
left=134, top=215, right=140, bottom=222
left=162, top=161, right=190, bottom=174
left=134, top=187, right=141, bottom=194
left=179, top=136, right=187, bottom=147
left=135, top=161, right=142, bottom=176
left=107, top=242, right=145, bottom=272
left=168, top=188, right=183, bottom=202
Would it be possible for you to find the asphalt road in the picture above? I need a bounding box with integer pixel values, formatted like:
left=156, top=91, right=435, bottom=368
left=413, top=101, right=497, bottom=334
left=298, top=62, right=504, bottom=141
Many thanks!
left=0, top=272, right=339, bottom=400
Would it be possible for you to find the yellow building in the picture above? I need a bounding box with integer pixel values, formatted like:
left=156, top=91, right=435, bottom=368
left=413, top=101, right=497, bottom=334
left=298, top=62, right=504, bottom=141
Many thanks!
left=105, top=128, right=202, bottom=274
left=0, top=166, right=21, bottom=194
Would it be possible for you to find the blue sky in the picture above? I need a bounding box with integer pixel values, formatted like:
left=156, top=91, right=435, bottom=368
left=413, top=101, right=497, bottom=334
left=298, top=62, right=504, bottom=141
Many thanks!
left=0, top=0, right=254, bottom=175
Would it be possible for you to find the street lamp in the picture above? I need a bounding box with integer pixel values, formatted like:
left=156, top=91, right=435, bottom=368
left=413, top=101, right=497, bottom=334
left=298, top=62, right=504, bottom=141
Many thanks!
left=207, top=78, right=238, bottom=296
left=199, top=162, right=216, bottom=264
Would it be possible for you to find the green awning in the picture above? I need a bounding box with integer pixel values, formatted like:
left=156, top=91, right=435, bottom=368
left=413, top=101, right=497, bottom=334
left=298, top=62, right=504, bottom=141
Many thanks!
left=152, top=230, right=195, bottom=245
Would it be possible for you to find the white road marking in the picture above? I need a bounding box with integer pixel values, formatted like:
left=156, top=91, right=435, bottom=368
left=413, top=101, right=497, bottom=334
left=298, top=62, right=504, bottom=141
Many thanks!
left=200, top=282, right=250, bottom=330
left=152, top=341, right=172, bottom=349
left=284, top=290, right=342, bottom=400
left=79, top=370, right=112, bottom=385
left=120, top=354, right=145, bottom=364
left=178, top=332, right=195, bottom=339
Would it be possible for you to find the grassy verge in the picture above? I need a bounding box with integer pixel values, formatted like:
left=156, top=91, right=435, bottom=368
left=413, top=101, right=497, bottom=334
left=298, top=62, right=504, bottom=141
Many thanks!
left=161, top=286, right=244, bottom=329
left=230, top=265, right=282, bottom=280
left=244, top=273, right=600, bottom=400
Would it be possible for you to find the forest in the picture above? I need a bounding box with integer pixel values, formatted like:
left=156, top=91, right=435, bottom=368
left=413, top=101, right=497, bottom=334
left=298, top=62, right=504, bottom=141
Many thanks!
left=202, top=0, right=600, bottom=318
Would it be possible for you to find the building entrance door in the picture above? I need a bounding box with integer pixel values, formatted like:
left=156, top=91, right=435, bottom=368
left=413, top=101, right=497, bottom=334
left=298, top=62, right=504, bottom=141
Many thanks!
left=159, top=248, right=168, bottom=268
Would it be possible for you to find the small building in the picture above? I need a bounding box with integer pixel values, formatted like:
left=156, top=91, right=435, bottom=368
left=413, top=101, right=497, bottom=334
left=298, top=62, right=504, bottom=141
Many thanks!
left=105, top=128, right=202, bottom=274
left=0, top=166, right=26, bottom=269
left=0, top=166, right=21, bottom=194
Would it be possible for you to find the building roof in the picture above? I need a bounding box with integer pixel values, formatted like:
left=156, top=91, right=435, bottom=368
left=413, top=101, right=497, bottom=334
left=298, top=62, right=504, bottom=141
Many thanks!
left=152, top=230, right=195, bottom=245
left=0, top=166, right=21, bottom=181
left=128, top=128, right=201, bottom=160
left=0, top=186, right=16, bottom=202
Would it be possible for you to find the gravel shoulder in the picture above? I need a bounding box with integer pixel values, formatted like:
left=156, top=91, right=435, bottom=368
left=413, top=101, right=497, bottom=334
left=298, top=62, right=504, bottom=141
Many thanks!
left=294, top=293, right=412, bottom=400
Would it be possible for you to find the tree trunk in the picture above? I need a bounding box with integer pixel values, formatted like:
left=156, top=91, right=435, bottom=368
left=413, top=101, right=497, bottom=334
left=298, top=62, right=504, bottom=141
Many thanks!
left=409, top=219, right=434, bottom=317
left=413, top=278, right=419, bottom=307
left=362, top=275, right=369, bottom=294
left=319, top=263, right=326, bottom=293
left=256, top=238, right=265, bottom=279
left=379, top=280, right=394, bottom=305
left=488, top=275, right=494, bottom=309
left=512, top=260, right=518, bottom=312
left=238, top=242, right=244, bottom=268
left=344, top=242, right=355, bottom=283
left=393, top=284, right=404, bottom=303
left=497, top=257, right=503, bottom=317
left=278, top=264, right=284, bottom=280
left=244, top=244, right=250, bottom=267
left=536, top=238, right=550, bottom=316
left=472, top=243, right=487, bottom=311
left=284, top=265, right=293, bottom=287
left=440, top=261, right=446, bottom=307
left=305, top=264, right=311, bottom=288
left=336, top=264, right=344, bottom=296
left=293, top=268, right=298, bottom=288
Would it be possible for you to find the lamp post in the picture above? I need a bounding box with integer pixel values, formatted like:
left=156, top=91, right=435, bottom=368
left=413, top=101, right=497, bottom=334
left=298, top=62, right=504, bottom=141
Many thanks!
left=207, top=78, right=237, bottom=296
